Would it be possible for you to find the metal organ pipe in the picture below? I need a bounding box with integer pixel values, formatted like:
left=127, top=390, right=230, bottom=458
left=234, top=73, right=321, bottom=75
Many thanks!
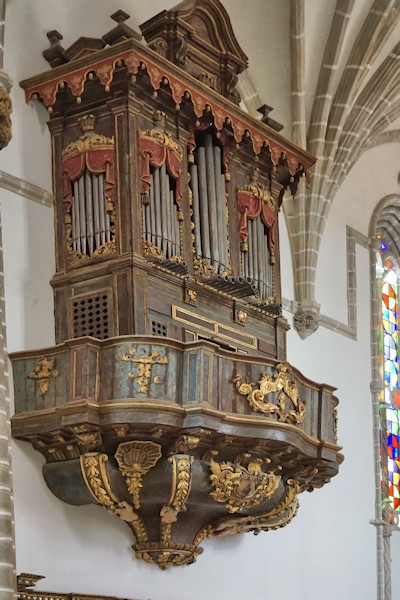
left=149, top=174, right=155, bottom=246
left=204, top=135, right=220, bottom=270
left=98, top=174, right=106, bottom=246
left=93, top=172, right=101, bottom=249
left=71, top=171, right=109, bottom=256
left=72, top=180, right=80, bottom=252
left=78, top=175, right=86, bottom=253
left=191, top=134, right=228, bottom=275
left=196, top=146, right=212, bottom=263
left=214, top=146, right=228, bottom=273
left=144, top=165, right=180, bottom=260
left=190, top=164, right=202, bottom=258
left=85, top=170, right=94, bottom=256
left=241, top=217, right=273, bottom=300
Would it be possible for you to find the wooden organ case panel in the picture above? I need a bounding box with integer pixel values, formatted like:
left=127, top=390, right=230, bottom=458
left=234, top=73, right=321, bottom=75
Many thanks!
left=12, top=1, right=342, bottom=572
left=30, top=4, right=314, bottom=360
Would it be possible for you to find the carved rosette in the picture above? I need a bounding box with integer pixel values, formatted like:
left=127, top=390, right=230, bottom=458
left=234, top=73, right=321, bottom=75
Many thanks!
left=115, top=440, right=162, bottom=509
left=234, top=362, right=306, bottom=424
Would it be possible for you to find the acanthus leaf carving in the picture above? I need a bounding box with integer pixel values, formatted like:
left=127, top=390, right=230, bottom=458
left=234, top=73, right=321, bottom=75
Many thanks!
left=233, top=362, right=306, bottom=424
left=209, top=457, right=281, bottom=513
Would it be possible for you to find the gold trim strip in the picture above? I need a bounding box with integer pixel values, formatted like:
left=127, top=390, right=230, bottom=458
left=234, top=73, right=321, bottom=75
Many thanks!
left=172, top=306, right=257, bottom=349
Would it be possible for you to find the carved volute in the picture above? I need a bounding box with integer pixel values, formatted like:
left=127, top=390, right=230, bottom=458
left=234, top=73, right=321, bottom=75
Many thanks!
left=11, top=1, right=342, bottom=570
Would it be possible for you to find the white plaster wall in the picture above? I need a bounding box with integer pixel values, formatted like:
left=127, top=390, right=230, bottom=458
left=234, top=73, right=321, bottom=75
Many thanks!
left=1, top=1, right=385, bottom=599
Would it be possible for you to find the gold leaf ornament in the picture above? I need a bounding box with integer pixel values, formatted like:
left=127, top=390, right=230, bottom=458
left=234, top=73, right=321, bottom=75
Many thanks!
left=115, top=441, right=162, bottom=509
left=233, top=362, right=306, bottom=424
left=209, top=458, right=281, bottom=513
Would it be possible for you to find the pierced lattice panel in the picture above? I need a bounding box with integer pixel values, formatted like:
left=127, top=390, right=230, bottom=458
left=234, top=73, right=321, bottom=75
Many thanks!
left=72, top=294, right=110, bottom=340
left=152, top=321, right=167, bottom=337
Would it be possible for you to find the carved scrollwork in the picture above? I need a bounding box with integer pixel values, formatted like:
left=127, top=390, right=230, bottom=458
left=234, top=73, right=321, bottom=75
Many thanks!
left=80, top=452, right=119, bottom=509
left=160, top=454, right=194, bottom=542
left=27, top=357, right=59, bottom=395
left=143, top=239, right=165, bottom=258
left=139, top=128, right=183, bottom=162
left=121, top=346, right=168, bottom=393
left=233, top=362, right=306, bottom=424
left=62, top=114, right=114, bottom=159
left=209, top=457, right=281, bottom=513
left=213, top=478, right=299, bottom=536
left=115, top=440, right=162, bottom=509
left=193, top=255, right=216, bottom=278
left=80, top=452, right=149, bottom=543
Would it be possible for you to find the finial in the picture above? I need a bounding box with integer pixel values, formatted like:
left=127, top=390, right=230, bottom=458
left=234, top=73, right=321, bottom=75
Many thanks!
left=110, top=10, right=131, bottom=24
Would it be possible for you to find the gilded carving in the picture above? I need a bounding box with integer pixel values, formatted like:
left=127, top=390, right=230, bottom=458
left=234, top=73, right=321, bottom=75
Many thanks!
left=214, top=479, right=299, bottom=536
left=139, top=112, right=183, bottom=162
left=0, top=88, right=12, bottom=150
left=134, top=541, right=202, bottom=570
left=80, top=453, right=149, bottom=544
left=109, top=501, right=149, bottom=543
left=115, top=440, right=162, bottom=509
left=27, top=357, right=59, bottom=395
left=236, top=310, right=247, bottom=325
left=161, top=455, right=194, bottom=522
left=143, top=239, right=165, bottom=259
left=121, top=347, right=168, bottom=393
left=193, top=255, right=216, bottom=278
left=186, top=289, right=198, bottom=306
left=80, top=452, right=119, bottom=509
left=169, top=435, right=199, bottom=455
left=92, top=239, right=117, bottom=257
left=233, top=362, right=306, bottom=424
left=62, top=115, right=114, bottom=159
left=209, top=457, right=281, bottom=513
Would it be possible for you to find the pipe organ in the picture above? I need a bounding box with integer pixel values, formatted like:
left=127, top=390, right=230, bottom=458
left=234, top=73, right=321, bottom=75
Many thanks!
left=11, top=0, right=342, bottom=571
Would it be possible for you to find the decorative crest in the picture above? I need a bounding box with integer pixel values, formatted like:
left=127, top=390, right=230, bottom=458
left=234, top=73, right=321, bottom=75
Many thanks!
left=209, top=457, right=281, bottom=513
left=233, top=362, right=306, bottom=424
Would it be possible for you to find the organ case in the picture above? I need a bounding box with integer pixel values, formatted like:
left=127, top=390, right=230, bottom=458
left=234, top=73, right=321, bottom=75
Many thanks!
left=11, top=0, right=342, bottom=570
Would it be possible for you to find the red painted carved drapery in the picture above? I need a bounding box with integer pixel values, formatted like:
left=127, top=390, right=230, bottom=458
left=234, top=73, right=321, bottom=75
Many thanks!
left=139, top=135, right=182, bottom=207
left=237, top=189, right=276, bottom=263
left=62, top=147, right=115, bottom=210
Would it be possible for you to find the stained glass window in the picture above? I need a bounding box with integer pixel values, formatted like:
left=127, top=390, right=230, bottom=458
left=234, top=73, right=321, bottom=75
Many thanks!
left=381, top=259, right=400, bottom=514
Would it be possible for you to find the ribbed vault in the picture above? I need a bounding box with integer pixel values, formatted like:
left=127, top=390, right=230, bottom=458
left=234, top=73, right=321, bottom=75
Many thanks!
left=284, top=0, right=400, bottom=338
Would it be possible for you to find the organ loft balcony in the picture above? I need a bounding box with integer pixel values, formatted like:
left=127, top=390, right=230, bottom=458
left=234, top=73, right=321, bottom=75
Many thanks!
left=11, top=0, right=342, bottom=569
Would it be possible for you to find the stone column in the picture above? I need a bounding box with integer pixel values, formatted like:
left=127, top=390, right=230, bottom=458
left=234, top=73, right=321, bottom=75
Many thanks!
left=0, top=1, right=16, bottom=598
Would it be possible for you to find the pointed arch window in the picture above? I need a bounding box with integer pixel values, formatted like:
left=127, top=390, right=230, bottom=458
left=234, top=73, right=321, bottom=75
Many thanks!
left=381, top=258, right=400, bottom=514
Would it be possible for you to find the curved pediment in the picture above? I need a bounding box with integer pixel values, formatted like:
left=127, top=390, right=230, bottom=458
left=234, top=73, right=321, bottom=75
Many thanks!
left=140, top=0, right=248, bottom=103
left=171, top=0, right=248, bottom=65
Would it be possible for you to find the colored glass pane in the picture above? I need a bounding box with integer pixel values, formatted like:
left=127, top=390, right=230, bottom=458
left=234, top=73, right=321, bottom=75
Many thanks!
left=381, top=261, right=400, bottom=514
